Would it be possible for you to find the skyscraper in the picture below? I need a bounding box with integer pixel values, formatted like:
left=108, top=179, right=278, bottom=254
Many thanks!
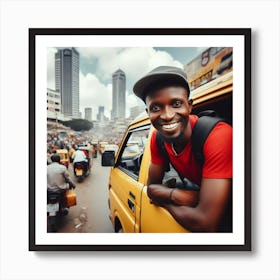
left=111, top=69, right=126, bottom=119
left=55, top=48, right=80, bottom=119
left=84, top=107, right=92, bottom=121
left=97, top=106, right=105, bottom=122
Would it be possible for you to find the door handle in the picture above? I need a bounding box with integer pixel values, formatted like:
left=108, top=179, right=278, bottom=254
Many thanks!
left=127, top=199, right=135, bottom=212
left=129, top=191, right=135, bottom=200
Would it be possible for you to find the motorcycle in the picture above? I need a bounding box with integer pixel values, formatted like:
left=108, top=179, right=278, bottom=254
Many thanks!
left=73, top=147, right=92, bottom=182
left=74, top=160, right=91, bottom=182
left=74, top=162, right=86, bottom=182
left=47, top=187, right=76, bottom=232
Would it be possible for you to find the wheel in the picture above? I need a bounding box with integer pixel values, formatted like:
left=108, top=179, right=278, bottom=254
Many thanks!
left=115, top=218, right=123, bottom=233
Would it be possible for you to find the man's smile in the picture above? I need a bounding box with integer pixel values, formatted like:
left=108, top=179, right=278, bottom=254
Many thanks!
left=161, top=122, right=180, bottom=131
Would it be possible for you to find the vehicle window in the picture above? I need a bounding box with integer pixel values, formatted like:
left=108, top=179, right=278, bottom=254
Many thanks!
left=117, top=126, right=149, bottom=179
left=221, top=52, right=232, bottom=62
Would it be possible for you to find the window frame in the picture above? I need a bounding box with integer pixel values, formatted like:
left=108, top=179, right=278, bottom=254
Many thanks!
left=115, top=124, right=150, bottom=181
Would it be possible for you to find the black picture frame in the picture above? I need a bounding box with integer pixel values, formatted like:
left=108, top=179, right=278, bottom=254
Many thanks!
left=29, top=28, right=251, bottom=251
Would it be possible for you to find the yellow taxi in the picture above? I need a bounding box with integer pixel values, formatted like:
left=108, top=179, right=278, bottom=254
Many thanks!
left=56, top=149, right=70, bottom=168
left=103, top=113, right=188, bottom=233
left=103, top=72, right=232, bottom=233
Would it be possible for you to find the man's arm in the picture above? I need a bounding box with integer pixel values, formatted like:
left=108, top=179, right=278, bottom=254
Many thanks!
left=147, top=162, right=231, bottom=232
left=63, top=169, right=76, bottom=189
left=147, top=162, right=169, bottom=204
left=164, top=178, right=231, bottom=232
left=147, top=163, right=198, bottom=206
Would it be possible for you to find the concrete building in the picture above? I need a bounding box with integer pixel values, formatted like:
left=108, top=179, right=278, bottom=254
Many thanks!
left=47, top=88, right=63, bottom=121
left=111, top=69, right=126, bottom=120
left=55, top=48, right=80, bottom=118
left=85, top=107, right=92, bottom=121
left=97, top=106, right=104, bottom=122
left=97, top=106, right=109, bottom=123
left=47, top=88, right=72, bottom=122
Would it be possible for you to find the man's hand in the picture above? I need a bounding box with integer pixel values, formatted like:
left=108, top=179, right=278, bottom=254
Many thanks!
left=69, top=182, right=76, bottom=189
left=148, top=184, right=199, bottom=207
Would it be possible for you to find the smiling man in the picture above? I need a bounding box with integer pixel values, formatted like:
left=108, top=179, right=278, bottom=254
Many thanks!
left=133, top=66, right=232, bottom=232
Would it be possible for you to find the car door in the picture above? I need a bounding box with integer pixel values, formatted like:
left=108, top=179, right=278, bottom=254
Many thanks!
left=109, top=124, right=150, bottom=232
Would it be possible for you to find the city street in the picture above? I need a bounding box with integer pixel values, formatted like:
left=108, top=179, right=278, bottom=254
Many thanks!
left=48, top=154, right=115, bottom=233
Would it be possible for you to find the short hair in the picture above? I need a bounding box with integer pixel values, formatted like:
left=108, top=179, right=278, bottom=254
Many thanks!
left=51, top=154, right=61, bottom=163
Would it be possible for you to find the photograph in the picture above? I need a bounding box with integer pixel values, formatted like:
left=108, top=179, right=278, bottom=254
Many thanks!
left=29, top=28, right=251, bottom=251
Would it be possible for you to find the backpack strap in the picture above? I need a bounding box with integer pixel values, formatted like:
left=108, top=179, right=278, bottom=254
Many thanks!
left=191, top=116, right=224, bottom=166
left=156, top=132, right=170, bottom=172
left=155, top=131, right=199, bottom=190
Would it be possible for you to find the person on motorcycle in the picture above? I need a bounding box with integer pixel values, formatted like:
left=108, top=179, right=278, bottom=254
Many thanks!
left=47, top=154, right=76, bottom=211
left=72, top=149, right=88, bottom=173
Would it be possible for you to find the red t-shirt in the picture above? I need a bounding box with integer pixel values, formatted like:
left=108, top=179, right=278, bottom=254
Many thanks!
left=150, top=115, right=232, bottom=185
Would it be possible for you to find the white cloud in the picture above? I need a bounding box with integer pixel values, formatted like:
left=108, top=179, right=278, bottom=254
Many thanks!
left=79, top=72, right=112, bottom=119
left=126, top=91, right=145, bottom=117
left=80, top=47, right=183, bottom=84
left=78, top=47, right=123, bottom=60
left=48, top=47, right=184, bottom=119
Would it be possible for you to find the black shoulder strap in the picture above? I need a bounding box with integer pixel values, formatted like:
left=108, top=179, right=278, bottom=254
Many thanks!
left=156, top=132, right=170, bottom=171
left=156, top=131, right=197, bottom=189
left=191, top=116, right=224, bottom=166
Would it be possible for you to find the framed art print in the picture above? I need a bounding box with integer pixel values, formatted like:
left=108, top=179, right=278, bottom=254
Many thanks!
left=29, top=28, right=251, bottom=251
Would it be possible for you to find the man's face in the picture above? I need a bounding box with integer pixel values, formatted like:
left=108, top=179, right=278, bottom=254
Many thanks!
left=145, top=86, right=193, bottom=141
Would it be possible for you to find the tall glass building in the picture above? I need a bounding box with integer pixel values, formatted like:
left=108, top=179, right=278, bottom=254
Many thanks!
left=55, top=48, right=80, bottom=118
left=111, top=69, right=126, bottom=119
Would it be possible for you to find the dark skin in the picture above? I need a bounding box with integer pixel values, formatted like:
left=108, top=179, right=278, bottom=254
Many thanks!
left=145, top=86, right=231, bottom=232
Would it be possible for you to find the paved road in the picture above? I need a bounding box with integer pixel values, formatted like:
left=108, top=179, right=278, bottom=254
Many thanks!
left=48, top=155, right=115, bottom=233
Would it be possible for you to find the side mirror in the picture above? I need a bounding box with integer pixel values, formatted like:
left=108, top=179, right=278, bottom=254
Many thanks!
left=101, top=151, right=115, bottom=166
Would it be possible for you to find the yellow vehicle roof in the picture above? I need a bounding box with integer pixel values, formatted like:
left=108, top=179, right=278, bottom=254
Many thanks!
left=56, top=149, right=68, bottom=153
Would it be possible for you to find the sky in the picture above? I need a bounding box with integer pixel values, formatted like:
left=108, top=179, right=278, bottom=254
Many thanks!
left=47, top=47, right=207, bottom=120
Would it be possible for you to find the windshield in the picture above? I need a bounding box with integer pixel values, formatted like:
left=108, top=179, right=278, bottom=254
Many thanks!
left=125, top=144, right=140, bottom=153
